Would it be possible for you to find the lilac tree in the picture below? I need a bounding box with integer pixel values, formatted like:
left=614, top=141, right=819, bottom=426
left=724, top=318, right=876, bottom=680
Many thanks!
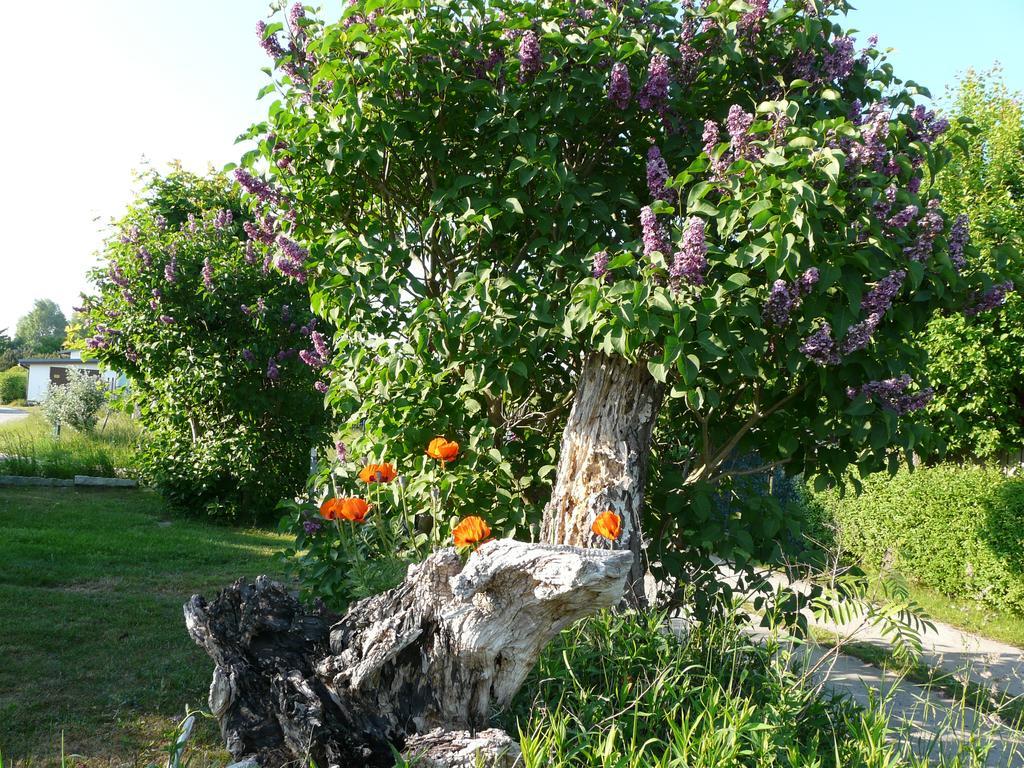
left=242, top=0, right=1015, bottom=603
left=79, top=170, right=330, bottom=521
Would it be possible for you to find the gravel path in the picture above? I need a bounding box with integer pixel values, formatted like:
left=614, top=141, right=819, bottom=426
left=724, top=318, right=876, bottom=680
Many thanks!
left=708, top=561, right=1024, bottom=765
left=762, top=627, right=1024, bottom=767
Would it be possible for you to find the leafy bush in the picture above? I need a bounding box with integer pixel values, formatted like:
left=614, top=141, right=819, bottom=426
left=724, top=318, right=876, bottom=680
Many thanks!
left=78, top=169, right=331, bottom=522
left=923, top=70, right=1024, bottom=460
left=805, top=465, right=1024, bottom=614
left=245, top=0, right=1016, bottom=600
left=41, top=370, right=106, bottom=432
left=0, top=367, right=26, bottom=404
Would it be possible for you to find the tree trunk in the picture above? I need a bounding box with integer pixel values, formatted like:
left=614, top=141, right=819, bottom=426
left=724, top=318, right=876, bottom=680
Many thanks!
left=541, top=352, right=665, bottom=607
left=185, top=540, right=631, bottom=767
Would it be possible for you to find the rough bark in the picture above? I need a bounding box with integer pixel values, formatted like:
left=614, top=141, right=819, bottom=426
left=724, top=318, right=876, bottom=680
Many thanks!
left=541, top=352, right=665, bottom=607
left=185, top=539, right=631, bottom=767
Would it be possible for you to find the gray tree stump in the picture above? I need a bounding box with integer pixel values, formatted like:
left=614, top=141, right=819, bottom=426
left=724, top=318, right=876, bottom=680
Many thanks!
left=184, top=539, right=632, bottom=767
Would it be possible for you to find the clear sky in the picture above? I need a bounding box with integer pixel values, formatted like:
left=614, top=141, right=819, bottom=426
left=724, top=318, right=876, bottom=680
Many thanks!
left=1, top=0, right=1021, bottom=337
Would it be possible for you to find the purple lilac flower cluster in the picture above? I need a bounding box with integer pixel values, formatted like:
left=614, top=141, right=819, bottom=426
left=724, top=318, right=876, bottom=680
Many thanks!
left=607, top=62, right=631, bottom=108
left=120, top=225, right=140, bottom=244
left=288, top=3, right=305, bottom=40
left=637, top=54, right=670, bottom=112
left=948, top=214, right=970, bottom=271
left=202, top=258, right=215, bottom=291
left=335, top=440, right=348, bottom=462
left=241, top=348, right=256, bottom=363
left=726, top=105, right=760, bottom=161
left=303, top=519, right=323, bottom=535
left=518, top=31, right=541, bottom=82
left=965, top=281, right=1015, bottom=317
left=640, top=206, right=669, bottom=256
left=676, top=19, right=700, bottom=82
left=312, top=331, right=331, bottom=360
left=821, top=35, right=855, bottom=81
left=763, top=268, right=819, bottom=327
left=800, top=323, right=840, bottom=365
left=737, top=0, right=768, bottom=40
left=847, top=375, right=934, bottom=415
left=233, top=168, right=281, bottom=206
left=904, top=199, right=944, bottom=263
left=138, top=247, right=152, bottom=268
left=266, top=358, right=280, bottom=381
left=702, top=120, right=727, bottom=178
left=244, top=215, right=277, bottom=245
left=164, top=256, right=177, bottom=283
left=473, top=48, right=504, bottom=80
left=213, top=209, right=234, bottom=230
left=108, top=264, right=129, bottom=288
left=886, top=205, right=917, bottom=231
left=314, top=380, right=329, bottom=394
left=669, top=218, right=708, bottom=288
left=276, top=236, right=309, bottom=282
left=646, top=146, right=671, bottom=201
left=257, top=20, right=286, bottom=59
left=910, top=105, right=950, bottom=144
left=159, top=315, right=176, bottom=325
left=841, top=313, right=881, bottom=355
left=848, top=104, right=890, bottom=172
left=592, top=250, right=609, bottom=279
left=861, top=270, right=905, bottom=316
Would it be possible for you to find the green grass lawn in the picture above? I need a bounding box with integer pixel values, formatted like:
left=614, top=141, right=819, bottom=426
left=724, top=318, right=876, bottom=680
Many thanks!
left=0, top=408, right=144, bottom=479
left=0, top=487, right=289, bottom=767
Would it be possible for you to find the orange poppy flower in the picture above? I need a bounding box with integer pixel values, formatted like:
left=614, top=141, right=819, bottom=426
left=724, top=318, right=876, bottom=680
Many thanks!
left=359, top=462, right=397, bottom=484
left=337, top=497, right=370, bottom=523
left=426, top=437, right=460, bottom=463
left=319, top=498, right=342, bottom=520
left=452, top=516, right=491, bottom=549
left=591, top=511, right=622, bottom=541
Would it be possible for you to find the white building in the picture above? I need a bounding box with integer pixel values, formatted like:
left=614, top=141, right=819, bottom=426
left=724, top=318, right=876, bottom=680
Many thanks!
left=18, top=350, right=124, bottom=404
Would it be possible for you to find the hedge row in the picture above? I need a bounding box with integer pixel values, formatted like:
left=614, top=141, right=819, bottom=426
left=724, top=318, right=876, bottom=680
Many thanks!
left=805, top=464, right=1024, bottom=614
left=0, top=367, right=27, bottom=404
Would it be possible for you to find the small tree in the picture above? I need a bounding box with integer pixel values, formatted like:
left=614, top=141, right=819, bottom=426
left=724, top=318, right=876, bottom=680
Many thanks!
left=79, top=169, right=331, bottom=522
left=246, top=0, right=1017, bottom=604
left=15, top=299, right=67, bottom=355
left=42, top=370, right=106, bottom=432
left=924, top=69, right=1024, bottom=461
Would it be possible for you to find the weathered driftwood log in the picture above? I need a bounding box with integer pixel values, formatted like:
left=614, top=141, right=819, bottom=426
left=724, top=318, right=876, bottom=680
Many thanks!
left=185, top=539, right=632, bottom=767
left=541, top=352, right=665, bottom=607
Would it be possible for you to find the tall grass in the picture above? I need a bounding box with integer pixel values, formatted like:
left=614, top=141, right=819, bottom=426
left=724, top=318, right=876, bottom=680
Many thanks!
left=0, top=409, right=143, bottom=478
left=506, top=611, right=1021, bottom=768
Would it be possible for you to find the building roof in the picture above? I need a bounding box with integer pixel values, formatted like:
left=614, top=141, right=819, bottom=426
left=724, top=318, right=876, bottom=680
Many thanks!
left=18, top=357, right=97, bottom=367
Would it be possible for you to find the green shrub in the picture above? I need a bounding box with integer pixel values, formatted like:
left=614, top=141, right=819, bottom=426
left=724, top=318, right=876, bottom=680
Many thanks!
left=77, top=170, right=330, bottom=523
left=806, top=465, right=1024, bottom=614
left=41, top=370, right=107, bottom=432
left=0, top=367, right=27, bottom=404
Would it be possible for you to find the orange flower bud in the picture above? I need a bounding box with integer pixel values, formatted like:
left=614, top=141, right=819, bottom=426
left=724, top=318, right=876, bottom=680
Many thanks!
left=591, top=511, right=621, bottom=541
left=359, top=462, right=397, bottom=483
left=452, top=515, right=491, bottom=549
left=337, top=497, right=370, bottom=523
left=426, top=437, right=460, bottom=463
